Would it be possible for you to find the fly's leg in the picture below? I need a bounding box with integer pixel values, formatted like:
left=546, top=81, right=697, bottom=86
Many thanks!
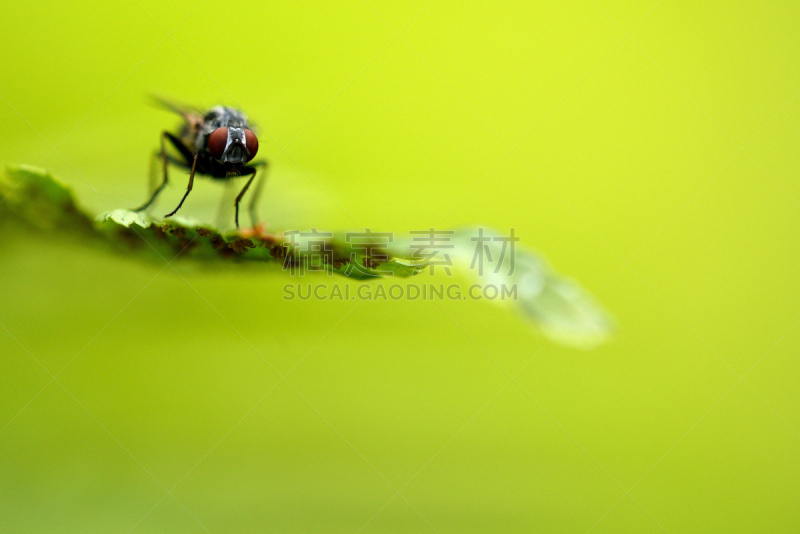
left=147, top=149, right=159, bottom=197
left=247, top=160, right=269, bottom=227
left=164, top=154, right=199, bottom=218
left=234, top=166, right=260, bottom=229
left=213, top=180, right=237, bottom=227
left=133, top=131, right=193, bottom=212
left=133, top=132, right=170, bottom=211
left=148, top=153, right=186, bottom=194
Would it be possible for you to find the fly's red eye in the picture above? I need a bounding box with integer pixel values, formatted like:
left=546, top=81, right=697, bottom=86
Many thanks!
left=244, top=129, right=258, bottom=161
left=208, top=127, right=228, bottom=159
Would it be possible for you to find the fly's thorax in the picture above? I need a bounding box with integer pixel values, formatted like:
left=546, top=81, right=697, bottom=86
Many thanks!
left=203, top=106, right=249, bottom=131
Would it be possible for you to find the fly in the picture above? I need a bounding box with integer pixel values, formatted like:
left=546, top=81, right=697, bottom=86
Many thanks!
left=134, top=97, right=269, bottom=228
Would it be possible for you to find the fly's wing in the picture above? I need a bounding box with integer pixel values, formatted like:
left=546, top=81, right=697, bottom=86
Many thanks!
left=148, top=95, right=204, bottom=124
left=149, top=95, right=206, bottom=153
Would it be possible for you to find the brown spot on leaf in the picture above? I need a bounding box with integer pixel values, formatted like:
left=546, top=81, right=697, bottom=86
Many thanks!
left=229, top=238, right=255, bottom=254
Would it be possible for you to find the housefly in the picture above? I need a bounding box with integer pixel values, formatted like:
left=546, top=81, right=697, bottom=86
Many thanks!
left=134, top=97, right=269, bottom=228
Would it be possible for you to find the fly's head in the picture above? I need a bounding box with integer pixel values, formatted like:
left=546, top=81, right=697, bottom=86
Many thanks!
left=207, top=127, right=259, bottom=165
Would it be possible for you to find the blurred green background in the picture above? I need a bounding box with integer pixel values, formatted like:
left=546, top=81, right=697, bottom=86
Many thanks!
left=2, top=0, right=799, bottom=532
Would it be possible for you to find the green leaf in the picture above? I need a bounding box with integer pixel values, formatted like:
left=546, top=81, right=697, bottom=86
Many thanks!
left=0, top=165, right=614, bottom=347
